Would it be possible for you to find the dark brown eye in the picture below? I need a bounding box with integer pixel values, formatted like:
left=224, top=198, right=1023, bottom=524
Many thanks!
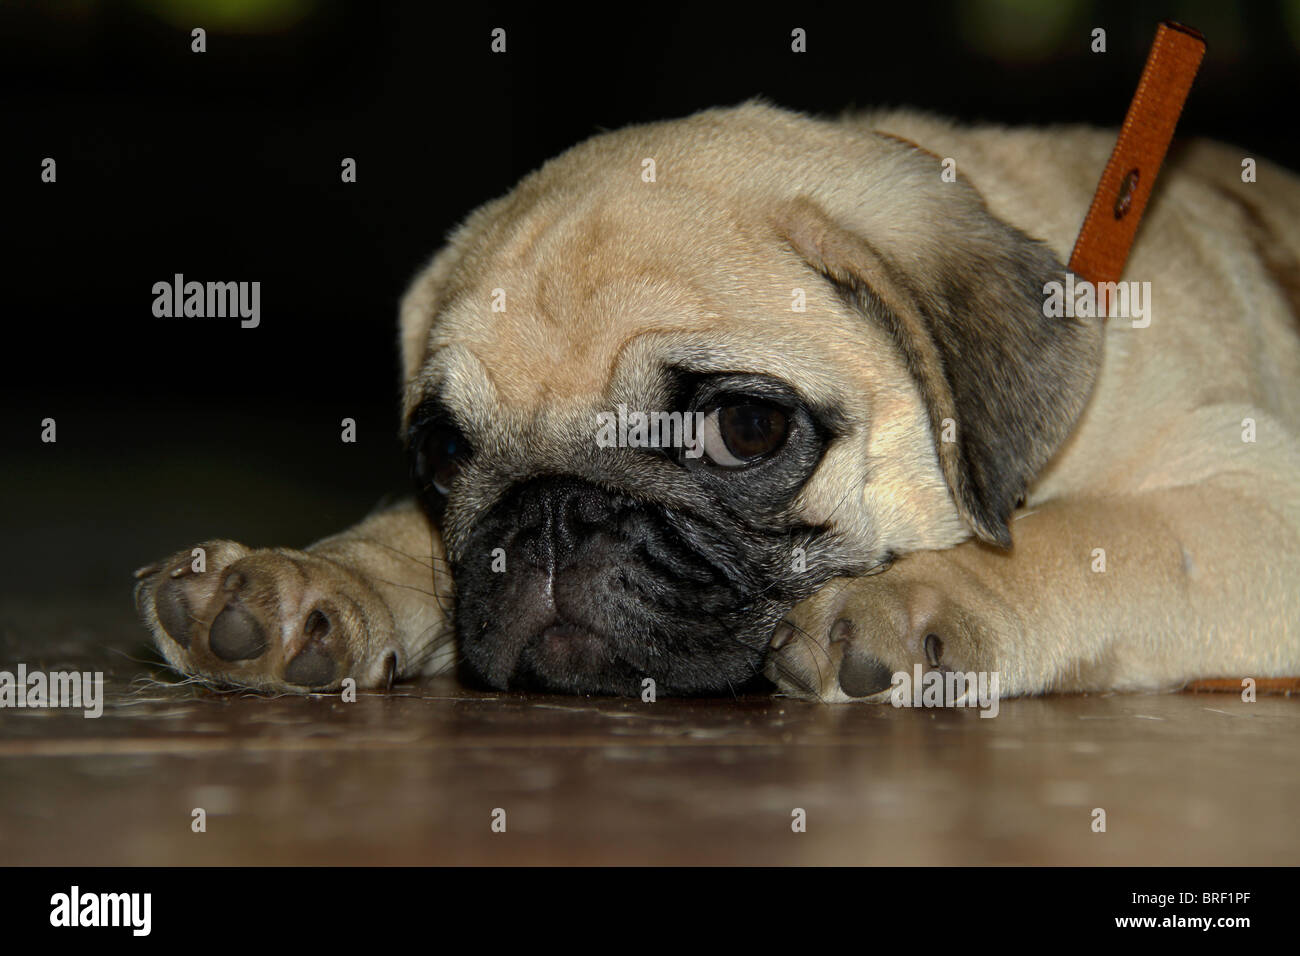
left=414, top=423, right=471, bottom=496
left=700, top=403, right=789, bottom=467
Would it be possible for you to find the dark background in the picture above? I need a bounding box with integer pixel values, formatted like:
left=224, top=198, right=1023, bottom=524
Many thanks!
left=3, top=0, right=1298, bottom=598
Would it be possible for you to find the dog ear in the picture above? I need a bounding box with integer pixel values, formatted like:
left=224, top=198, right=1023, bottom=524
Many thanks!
left=398, top=244, right=465, bottom=387
left=776, top=188, right=1101, bottom=548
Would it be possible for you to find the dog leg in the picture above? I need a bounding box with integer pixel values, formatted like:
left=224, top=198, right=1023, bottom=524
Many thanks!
left=768, top=475, right=1300, bottom=702
left=134, top=498, right=453, bottom=693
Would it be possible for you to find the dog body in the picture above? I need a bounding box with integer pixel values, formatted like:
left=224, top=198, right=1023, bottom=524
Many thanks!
left=135, top=103, right=1300, bottom=700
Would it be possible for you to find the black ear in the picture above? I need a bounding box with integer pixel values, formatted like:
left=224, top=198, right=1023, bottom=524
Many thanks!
left=778, top=194, right=1102, bottom=547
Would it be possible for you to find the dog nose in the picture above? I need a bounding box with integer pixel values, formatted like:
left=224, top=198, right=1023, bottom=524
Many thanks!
left=508, top=476, right=619, bottom=570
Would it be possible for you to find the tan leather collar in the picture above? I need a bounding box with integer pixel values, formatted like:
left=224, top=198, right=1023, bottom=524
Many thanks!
left=1068, top=21, right=1206, bottom=306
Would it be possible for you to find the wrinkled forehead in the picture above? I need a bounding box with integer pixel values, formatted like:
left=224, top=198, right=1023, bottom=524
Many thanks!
left=414, top=324, right=857, bottom=445
left=401, top=190, right=850, bottom=419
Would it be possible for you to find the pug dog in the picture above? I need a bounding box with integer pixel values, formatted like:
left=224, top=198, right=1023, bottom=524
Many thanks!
left=134, top=102, right=1300, bottom=701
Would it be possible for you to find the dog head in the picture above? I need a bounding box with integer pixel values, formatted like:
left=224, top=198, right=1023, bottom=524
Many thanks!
left=397, top=102, right=1101, bottom=695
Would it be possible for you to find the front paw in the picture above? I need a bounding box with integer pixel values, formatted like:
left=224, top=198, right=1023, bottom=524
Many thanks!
left=765, top=566, right=1007, bottom=703
left=134, top=541, right=402, bottom=693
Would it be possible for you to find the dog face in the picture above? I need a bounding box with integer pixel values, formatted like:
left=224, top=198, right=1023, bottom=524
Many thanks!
left=397, top=102, right=1101, bottom=696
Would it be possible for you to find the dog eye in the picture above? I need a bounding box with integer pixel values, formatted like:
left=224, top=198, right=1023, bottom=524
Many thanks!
left=699, top=403, right=789, bottom=467
left=414, top=423, right=472, bottom=496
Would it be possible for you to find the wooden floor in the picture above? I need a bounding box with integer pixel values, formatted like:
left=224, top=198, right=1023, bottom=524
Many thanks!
left=2, top=446, right=1297, bottom=866
left=2, top=607, right=1296, bottom=865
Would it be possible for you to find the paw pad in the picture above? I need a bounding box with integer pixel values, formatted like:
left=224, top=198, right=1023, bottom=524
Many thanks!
left=154, top=578, right=195, bottom=650
left=209, top=604, right=269, bottom=661
left=284, top=642, right=338, bottom=687
left=838, top=654, right=894, bottom=697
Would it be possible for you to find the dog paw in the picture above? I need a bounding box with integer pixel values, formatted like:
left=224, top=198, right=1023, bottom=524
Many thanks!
left=134, top=541, right=403, bottom=693
left=764, top=569, right=1007, bottom=703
